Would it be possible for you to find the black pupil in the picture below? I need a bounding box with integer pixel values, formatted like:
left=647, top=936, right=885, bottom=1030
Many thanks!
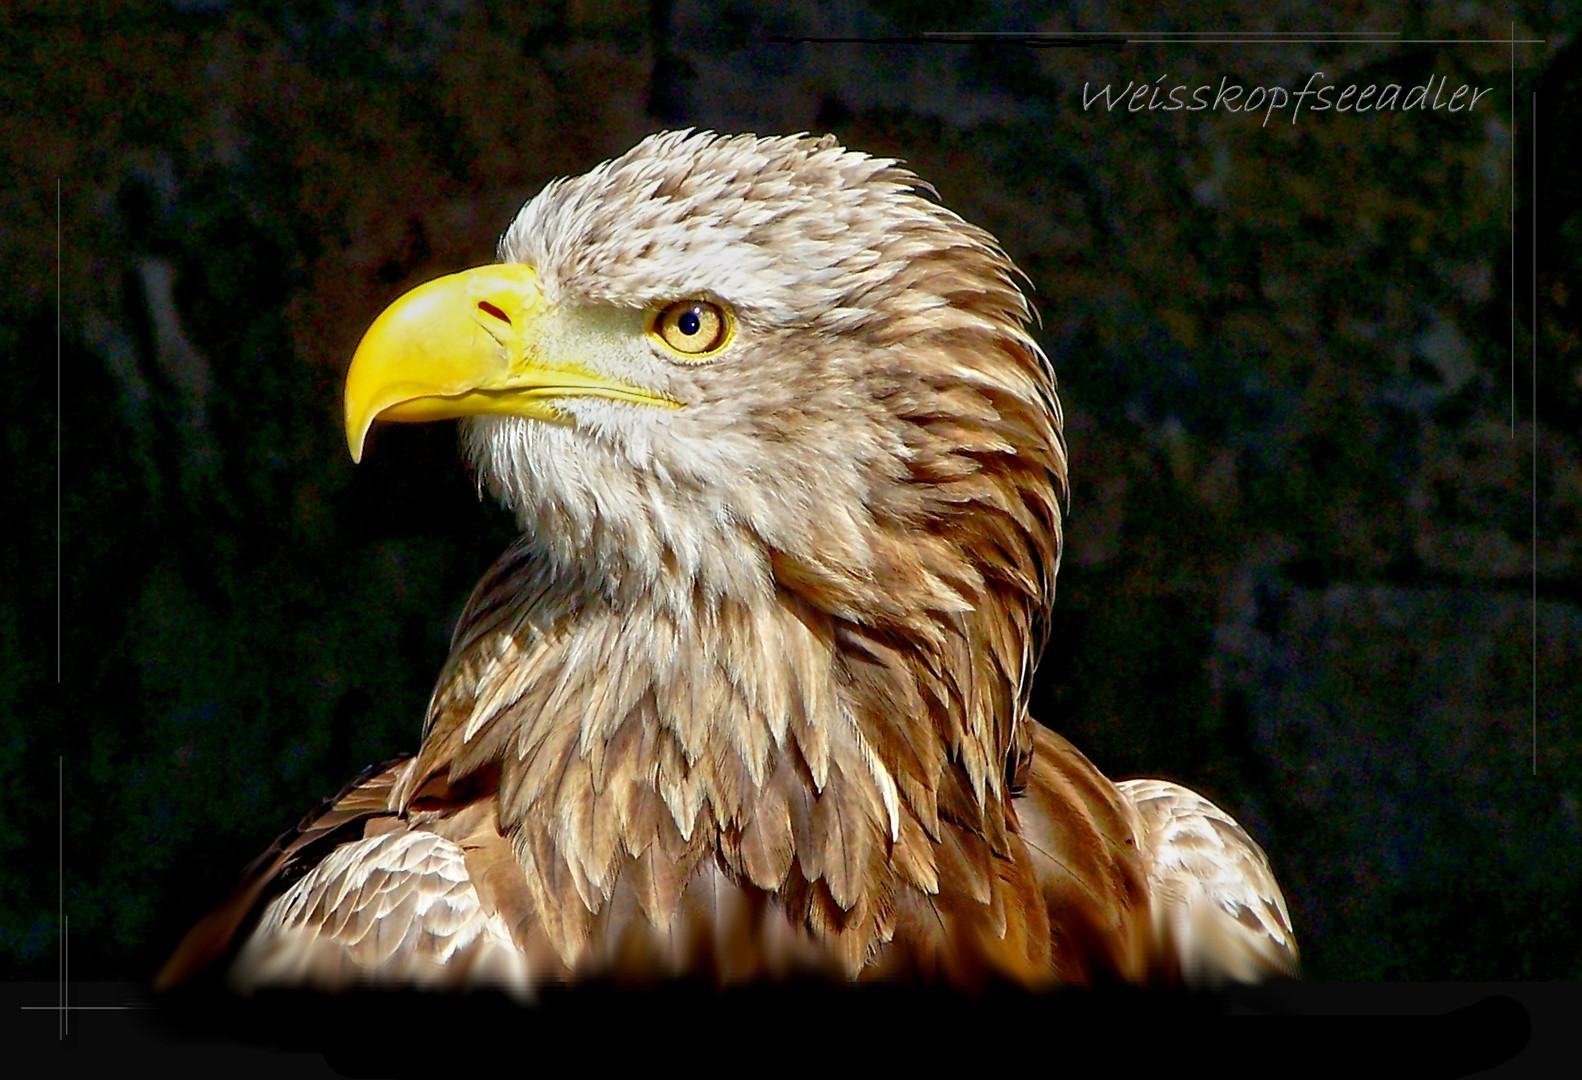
left=678, top=308, right=702, bottom=336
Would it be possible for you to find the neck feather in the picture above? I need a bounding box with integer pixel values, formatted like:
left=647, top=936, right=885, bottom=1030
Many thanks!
left=397, top=537, right=1025, bottom=970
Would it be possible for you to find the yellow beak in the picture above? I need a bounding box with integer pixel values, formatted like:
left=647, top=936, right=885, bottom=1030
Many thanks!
left=343, top=264, right=672, bottom=462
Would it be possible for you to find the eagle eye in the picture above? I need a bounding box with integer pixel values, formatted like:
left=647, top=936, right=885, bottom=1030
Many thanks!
left=651, top=300, right=731, bottom=359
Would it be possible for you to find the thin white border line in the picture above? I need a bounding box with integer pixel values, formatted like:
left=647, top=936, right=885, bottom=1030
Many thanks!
left=926, top=31, right=1405, bottom=37
left=1121, top=37, right=1544, bottom=44
left=1532, top=91, right=1539, bottom=778
left=788, top=33, right=1547, bottom=44
left=55, top=183, right=66, bottom=1039
left=58, top=757, right=64, bottom=1040
left=56, top=178, right=62, bottom=686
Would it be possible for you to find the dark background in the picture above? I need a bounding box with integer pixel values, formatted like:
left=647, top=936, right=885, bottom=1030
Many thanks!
left=5, top=0, right=1578, bottom=994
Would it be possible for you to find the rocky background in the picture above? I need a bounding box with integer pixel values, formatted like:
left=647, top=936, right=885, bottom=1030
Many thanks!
left=5, top=0, right=1578, bottom=984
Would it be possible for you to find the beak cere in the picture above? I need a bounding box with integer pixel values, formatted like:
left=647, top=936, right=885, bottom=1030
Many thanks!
left=343, top=263, right=673, bottom=462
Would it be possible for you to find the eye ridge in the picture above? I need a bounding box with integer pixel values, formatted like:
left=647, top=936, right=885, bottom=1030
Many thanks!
left=652, top=299, right=731, bottom=358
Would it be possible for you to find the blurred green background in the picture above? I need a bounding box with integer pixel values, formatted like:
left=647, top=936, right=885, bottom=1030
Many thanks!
left=5, top=0, right=1578, bottom=984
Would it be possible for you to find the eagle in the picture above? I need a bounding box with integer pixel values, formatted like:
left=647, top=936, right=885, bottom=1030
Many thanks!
left=158, top=130, right=1296, bottom=997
